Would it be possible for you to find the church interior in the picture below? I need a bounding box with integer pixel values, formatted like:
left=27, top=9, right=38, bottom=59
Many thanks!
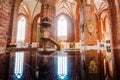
left=0, top=0, right=120, bottom=80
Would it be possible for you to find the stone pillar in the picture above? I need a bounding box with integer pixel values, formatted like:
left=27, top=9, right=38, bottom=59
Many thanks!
left=82, top=1, right=97, bottom=45
left=108, top=0, right=120, bottom=79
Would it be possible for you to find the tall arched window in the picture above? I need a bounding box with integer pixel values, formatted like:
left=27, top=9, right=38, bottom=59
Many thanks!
left=57, top=15, right=67, bottom=40
left=16, top=17, right=26, bottom=42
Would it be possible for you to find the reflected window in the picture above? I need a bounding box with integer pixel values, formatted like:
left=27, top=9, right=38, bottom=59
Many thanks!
left=16, top=17, right=26, bottom=42
left=57, top=16, right=67, bottom=37
left=57, top=56, right=67, bottom=79
left=14, top=52, right=24, bottom=79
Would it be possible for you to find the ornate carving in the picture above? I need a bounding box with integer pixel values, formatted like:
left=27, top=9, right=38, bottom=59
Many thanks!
left=85, top=20, right=94, bottom=35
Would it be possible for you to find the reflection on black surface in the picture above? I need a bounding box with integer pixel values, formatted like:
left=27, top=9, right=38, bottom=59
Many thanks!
left=14, top=52, right=24, bottom=79
left=57, top=51, right=67, bottom=80
left=0, top=50, right=107, bottom=80
left=38, top=55, right=51, bottom=80
left=8, top=51, right=82, bottom=80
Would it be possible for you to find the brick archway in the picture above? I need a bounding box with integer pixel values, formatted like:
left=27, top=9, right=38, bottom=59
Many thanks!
left=31, top=13, right=41, bottom=43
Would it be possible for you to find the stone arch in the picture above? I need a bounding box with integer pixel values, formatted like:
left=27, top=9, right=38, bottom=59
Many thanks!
left=11, top=0, right=23, bottom=44
left=31, top=13, right=41, bottom=42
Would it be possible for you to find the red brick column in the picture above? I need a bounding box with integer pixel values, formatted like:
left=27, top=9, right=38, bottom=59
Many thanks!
left=81, top=3, right=97, bottom=45
left=108, top=0, right=120, bottom=79
left=74, top=4, right=80, bottom=42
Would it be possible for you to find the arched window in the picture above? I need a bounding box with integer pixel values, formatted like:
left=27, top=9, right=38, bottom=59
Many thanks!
left=16, top=17, right=26, bottom=42
left=57, top=15, right=67, bottom=40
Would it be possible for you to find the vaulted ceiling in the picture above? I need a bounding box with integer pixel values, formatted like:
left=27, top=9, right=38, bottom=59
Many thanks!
left=18, top=0, right=41, bottom=20
left=18, top=0, right=107, bottom=21
left=56, top=0, right=77, bottom=18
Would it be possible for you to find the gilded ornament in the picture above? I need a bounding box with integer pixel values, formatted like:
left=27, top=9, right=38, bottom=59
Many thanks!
left=85, top=20, right=94, bottom=34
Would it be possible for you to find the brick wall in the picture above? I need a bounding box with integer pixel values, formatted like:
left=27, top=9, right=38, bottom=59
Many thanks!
left=0, top=0, right=12, bottom=52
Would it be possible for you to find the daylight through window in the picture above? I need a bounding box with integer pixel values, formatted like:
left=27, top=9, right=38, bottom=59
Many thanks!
left=16, top=17, right=26, bottom=42
left=57, top=16, right=67, bottom=37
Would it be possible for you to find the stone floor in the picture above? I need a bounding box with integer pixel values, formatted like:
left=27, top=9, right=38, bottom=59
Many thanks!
left=0, top=50, right=113, bottom=80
